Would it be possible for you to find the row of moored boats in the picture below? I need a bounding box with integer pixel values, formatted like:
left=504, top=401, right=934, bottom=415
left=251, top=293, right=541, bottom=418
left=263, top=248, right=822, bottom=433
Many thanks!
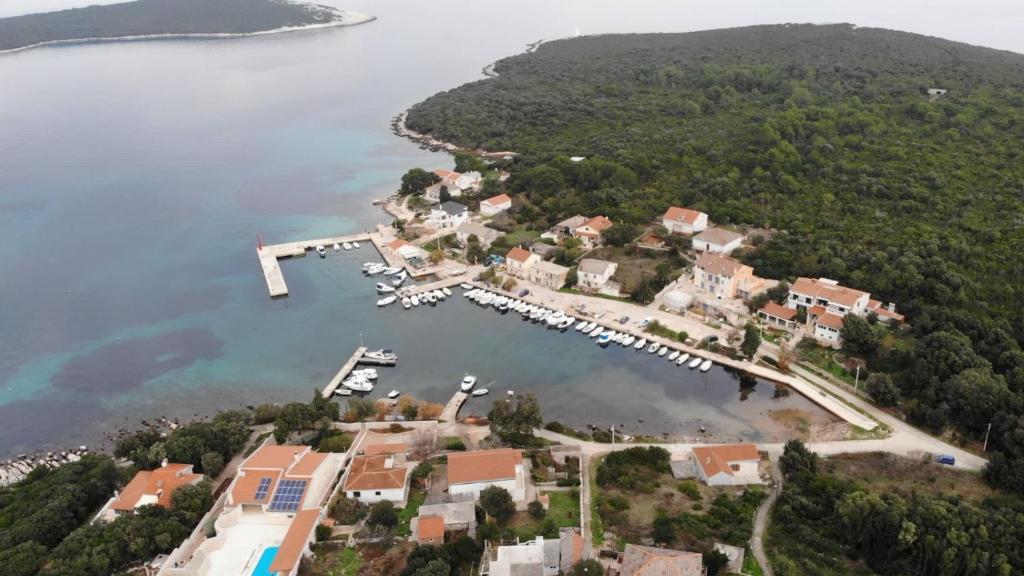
left=365, top=261, right=409, bottom=307
left=463, top=286, right=714, bottom=372
left=316, top=240, right=361, bottom=257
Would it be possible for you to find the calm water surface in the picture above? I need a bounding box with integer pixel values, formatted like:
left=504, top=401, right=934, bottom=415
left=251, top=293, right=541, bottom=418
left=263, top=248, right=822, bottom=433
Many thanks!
left=5, top=0, right=1020, bottom=455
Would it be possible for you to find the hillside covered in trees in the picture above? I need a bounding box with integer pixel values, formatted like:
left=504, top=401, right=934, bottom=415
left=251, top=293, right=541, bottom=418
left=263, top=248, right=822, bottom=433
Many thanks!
left=406, top=24, right=1024, bottom=492
left=0, top=0, right=345, bottom=52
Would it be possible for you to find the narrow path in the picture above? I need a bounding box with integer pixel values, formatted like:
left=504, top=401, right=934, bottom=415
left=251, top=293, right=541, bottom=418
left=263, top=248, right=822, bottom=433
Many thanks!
left=750, top=460, right=781, bottom=576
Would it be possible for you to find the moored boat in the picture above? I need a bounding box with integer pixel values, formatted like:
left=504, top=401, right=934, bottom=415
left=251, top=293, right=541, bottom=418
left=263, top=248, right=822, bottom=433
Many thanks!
left=460, top=374, right=477, bottom=391
left=333, top=243, right=341, bottom=252
left=343, top=242, right=352, bottom=250
left=387, top=390, right=401, bottom=399
left=668, top=350, right=680, bottom=361
left=377, top=295, right=397, bottom=307
left=352, top=241, right=360, bottom=249
left=597, top=332, right=613, bottom=346
left=472, top=388, right=489, bottom=397
left=402, top=297, right=411, bottom=309
left=558, top=317, right=575, bottom=330
left=575, top=320, right=589, bottom=331
left=460, top=282, right=473, bottom=290
left=700, top=359, right=713, bottom=372
left=688, top=357, right=703, bottom=369
left=383, top=267, right=403, bottom=276
left=648, top=342, right=661, bottom=354
left=376, top=283, right=396, bottom=293
left=676, top=353, right=690, bottom=366
left=334, top=388, right=353, bottom=396
left=658, top=346, right=669, bottom=357
left=411, top=295, right=420, bottom=307
left=622, top=335, right=635, bottom=347
left=583, top=321, right=597, bottom=333
left=634, top=338, right=648, bottom=350
left=316, top=245, right=327, bottom=258
left=442, top=287, right=453, bottom=297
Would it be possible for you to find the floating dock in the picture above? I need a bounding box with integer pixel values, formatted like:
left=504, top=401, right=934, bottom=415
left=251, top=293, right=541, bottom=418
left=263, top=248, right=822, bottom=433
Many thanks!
left=322, top=346, right=369, bottom=399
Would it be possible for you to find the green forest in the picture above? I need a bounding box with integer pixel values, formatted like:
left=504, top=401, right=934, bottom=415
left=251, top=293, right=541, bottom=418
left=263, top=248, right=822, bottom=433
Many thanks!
left=406, top=24, right=1024, bottom=493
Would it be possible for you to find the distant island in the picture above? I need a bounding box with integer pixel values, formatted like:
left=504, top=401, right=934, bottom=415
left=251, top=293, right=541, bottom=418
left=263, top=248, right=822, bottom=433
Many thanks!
left=0, top=0, right=374, bottom=54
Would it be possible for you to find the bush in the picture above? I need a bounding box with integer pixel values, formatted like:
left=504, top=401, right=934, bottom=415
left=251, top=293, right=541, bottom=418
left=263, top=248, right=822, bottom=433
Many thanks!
left=596, top=446, right=671, bottom=492
left=315, top=524, right=332, bottom=542
left=331, top=497, right=368, bottom=525
left=444, top=437, right=467, bottom=451
left=317, top=432, right=354, bottom=453
left=252, top=404, right=281, bottom=424
left=480, top=486, right=516, bottom=524
left=528, top=500, right=546, bottom=519
left=367, top=501, right=398, bottom=529
left=677, top=480, right=701, bottom=500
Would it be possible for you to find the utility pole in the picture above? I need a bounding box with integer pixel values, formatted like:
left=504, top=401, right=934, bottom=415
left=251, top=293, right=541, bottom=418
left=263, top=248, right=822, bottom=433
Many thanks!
left=983, top=422, right=992, bottom=452
left=610, top=425, right=616, bottom=445
left=855, top=364, right=861, bottom=391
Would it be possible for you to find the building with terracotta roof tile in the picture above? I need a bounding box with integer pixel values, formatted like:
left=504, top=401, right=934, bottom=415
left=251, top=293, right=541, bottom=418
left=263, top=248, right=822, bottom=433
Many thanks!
left=693, top=253, right=765, bottom=300
left=573, top=215, right=614, bottom=248
left=447, top=448, right=527, bottom=502
left=786, top=277, right=904, bottom=346
left=506, top=246, right=540, bottom=279
left=691, top=444, right=762, bottom=486
left=662, top=206, right=708, bottom=236
left=343, top=454, right=410, bottom=504
left=480, top=193, right=513, bottom=216
left=691, top=227, right=744, bottom=254
left=620, top=544, right=705, bottom=576
left=102, top=463, right=203, bottom=521
left=415, top=515, right=446, bottom=545
left=758, top=301, right=798, bottom=331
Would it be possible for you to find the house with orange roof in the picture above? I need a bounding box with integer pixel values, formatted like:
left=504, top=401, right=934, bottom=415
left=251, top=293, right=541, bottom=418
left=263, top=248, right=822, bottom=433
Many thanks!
left=480, top=193, right=513, bottom=217
left=387, top=238, right=425, bottom=261
left=661, top=206, right=708, bottom=236
left=758, top=301, right=798, bottom=331
left=573, top=215, right=614, bottom=248
left=506, top=246, right=540, bottom=279
left=447, top=448, right=527, bottom=502
left=415, top=515, right=446, bottom=545
left=691, top=444, right=762, bottom=486
left=102, top=462, right=203, bottom=521
left=786, top=277, right=904, bottom=346
left=362, top=442, right=408, bottom=465
left=486, top=531, right=585, bottom=576
left=619, top=544, right=705, bottom=576
left=343, top=454, right=410, bottom=505
left=693, top=252, right=765, bottom=301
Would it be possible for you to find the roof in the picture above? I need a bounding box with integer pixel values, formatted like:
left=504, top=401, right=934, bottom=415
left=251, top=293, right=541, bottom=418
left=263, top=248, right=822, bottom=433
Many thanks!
left=578, top=258, right=617, bottom=275
left=638, top=233, right=665, bottom=246
left=456, top=221, right=502, bottom=242
left=439, top=201, right=468, bottom=216
left=389, top=238, right=411, bottom=250
left=532, top=260, right=569, bottom=276
left=111, top=464, right=202, bottom=511
left=759, top=302, right=797, bottom=321
left=344, top=455, right=408, bottom=491
left=867, top=299, right=906, bottom=322
left=790, top=277, right=868, bottom=308
left=554, top=214, right=588, bottom=230
left=530, top=242, right=558, bottom=257
left=434, top=168, right=460, bottom=182
left=817, top=312, right=845, bottom=330
left=289, top=452, right=329, bottom=476
left=231, top=470, right=281, bottom=505
left=363, top=443, right=408, bottom=456
left=447, top=449, right=522, bottom=485
left=662, top=206, right=705, bottom=225
left=418, top=501, right=477, bottom=525
left=482, top=193, right=512, bottom=207
left=693, top=227, right=744, bottom=246
left=268, top=508, right=320, bottom=573
left=695, top=252, right=749, bottom=278
left=242, top=445, right=309, bottom=470
left=692, top=444, right=759, bottom=479
left=577, top=215, right=613, bottom=234
left=418, top=515, right=445, bottom=540
left=621, top=544, right=703, bottom=576
left=506, top=247, right=534, bottom=264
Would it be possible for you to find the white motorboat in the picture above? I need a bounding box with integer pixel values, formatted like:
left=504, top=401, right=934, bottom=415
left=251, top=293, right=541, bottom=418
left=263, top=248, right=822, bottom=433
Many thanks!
left=352, top=241, right=360, bottom=249
left=442, top=287, right=453, bottom=297
left=575, top=320, right=589, bottom=331
left=648, top=342, right=661, bottom=354
left=387, top=390, right=401, bottom=399
left=589, top=325, right=605, bottom=337
left=492, top=296, right=506, bottom=308
left=622, top=335, right=635, bottom=347
left=333, top=388, right=353, bottom=396
left=546, top=311, right=564, bottom=326
left=676, top=353, right=690, bottom=366
left=658, top=346, right=669, bottom=357
left=402, top=297, right=411, bottom=309
left=465, top=288, right=479, bottom=298
left=351, top=368, right=378, bottom=380
left=391, top=270, right=407, bottom=286
left=343, top=377, right=373, bottom=392
left=364, top=349, right=397, bottom=362
left=507, top=390, right=515, bottom=396
left=376, top=283, right=396, bottom=293
left=498, top=301, right=510, bottom=313
left=411, top=295, right=420, bottom=307
left=583, top=321, right=597, bottom=333
left=460, top=282, right=473, bottom=290
left=365, top=265, right=385, bottom=275
left=461, top=374, right=477, bottom=392
left=383, top=267, right=403, bottom=276
left=343, top=242, right=352, bottom=250
left=537, top=310, right=552, bottom=323
left=479, top=293, right=494, bottom=306
left=614, top=333, right=626, bottom=343
left=315, top=245, right=326, bottom=258
left=472, top=388, right=489, bottom=397
left=688, top=357, right=703, bottom=369
left=424, top=292, right=437, bottom=305
left=558, top=317, right=575, bottom=330
left=433, top=289, right=446, bottom=300
left=634, top=338, right=648, bottom=350
left=332, top=243, right=341, bottom=252
left=597, top=332, right=614, bottom=346
left=700, top=359, right=713, bottom=372
left=668, top=350, right=680, bottom=361
left=377, top=295, right=397, bottom=307
left=362, top=261, right=382, bottom=270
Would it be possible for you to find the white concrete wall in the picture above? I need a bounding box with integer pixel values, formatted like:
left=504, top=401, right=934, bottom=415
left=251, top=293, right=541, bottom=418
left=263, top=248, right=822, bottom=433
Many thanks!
left=449, top=478, right=525, bottom=502
left=346, top=485, right=407, bottom=505
left=693, top=236, right=742, bottom=254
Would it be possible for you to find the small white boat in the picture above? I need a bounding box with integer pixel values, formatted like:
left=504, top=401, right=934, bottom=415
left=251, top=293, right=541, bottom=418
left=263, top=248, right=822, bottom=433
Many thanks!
left=424, top=292, right=437, bottom=305
left=442, top=287, right=453, bottom=297
left=546, top=312, right=564, bottom=326
left=402, top=297, right=411, bottom=309
left=391, top=270, right=407, bottom=286
left=387, top=390, right=401, bottom=399
left=362, top=261, right=382, bottom=270
left=376, top=296, right=397, bottom=307
left=460, top=282, right=473, bottom=290
left=614, top=333, right=626, bottom=343
left=383, top=267, right=403, bottom=276
left=315, top=245, right=327, bottom=258
left=658, top=346, right=669, bottom=357
left=583, top=321, right=597, bottom=333
left=507, top=390, right=515, bottom=396
left=558, top=317, right=575, bottom=330
left=433, top=289, right=446, bottom=300
left=668, top=350, right=680, bottom=361
left=479, top=293, right=494, bottom=306
left=700, top=359, right=713, bottom=372
left=472, top=388, right=489, bottom=397
left=411, top=295, right=420, bottom=307
left=575, top=320, right=589, bottom=331
left=634, top=338, right=647, bottom=350
left=598, top=332, right=613, bottom=346
left=465, top=288, right=479, bottom=298
left=622, top=335, right=635, bottom=347
left=351, top=368, right=378, bottom=380
left=343, top=378, right=373, bottom=392
left=689, top=357, right=703, bottom=369
left=343, top=242, right=352, bottom=250
left=352, top=241, right=360, bottom=249
left=676, top=353, right=690, bottom=366
left=365, top=265, right=385, bottom=275
left=376, top=283, right=395, bottom=293
left=364, top=349, right=397, bottom=362
left=588, top=325, right=604, bottom=337
left=332, top=243, right=341, bottom=252
left=648, top=342, right=661, bottom=354
left=334, top=388, right=353, bottom=396
left=461, top=374, right=477, bottom=392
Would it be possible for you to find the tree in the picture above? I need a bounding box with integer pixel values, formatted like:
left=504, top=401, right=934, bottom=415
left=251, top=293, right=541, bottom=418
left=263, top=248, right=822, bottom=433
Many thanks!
left=401, top=545, right=451, bottom=576
left=703, top=549, right=730, bottom=576
left=528, top=499, right=546, bottom=519
left=400, top=168, right=440, bottom=195
left=840, top=314, right=879, bottom=355
left=866, top=373, right=901, bottom=407
left=170, top=480, right=212, bottom=525
left=602, top=223, right=639, bottom=247
left=347, top=397, right=376, bottom=422
left=479, top=486, right=516, bottom=524
left=453, top=151, right=487, bottom=173
left=502, top=277, right=518, bottom=291
left=164, top=434, right=204, bottom=467
left=200, top=451, right=224, bottom=478
left=741, top=324, right=762, bottom=358
left=439, top=185, right=452, bottom=204
left=488, top=393, right=543, bottom=447
left=466, top=234, right=486, bottom=263
left=367, top=500, right=398, bottom=528
left=779, top=439, right=817, bottom=477
left=651, top=515, right=676, bottom=544
left=400, top=398, right=420, bottom=421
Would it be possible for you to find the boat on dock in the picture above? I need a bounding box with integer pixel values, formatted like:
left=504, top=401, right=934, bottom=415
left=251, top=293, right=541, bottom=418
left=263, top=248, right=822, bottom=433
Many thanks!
left=676, top=353, right=690, bottom=366
left=668, top=350, right=680, bottom=361
left=402, top=297, right=411, bottom=309
left=461, top=374, right=477, bottom=392
left=377, top=295, right=397, bottom=307
left=688, top=357, right=703, bottom=369
left=315, top=245, right=327, bottom=258
left=648, top=342, right=661, bottom=354
left=634, top=338, right=647, bottom=350
left=700, top=359, right=713, bottom=372
left=387, top=390, right=401, bottom=399
left=343, top=242, right=352, bottom=250
left=376, top=283, right=395, bottom=294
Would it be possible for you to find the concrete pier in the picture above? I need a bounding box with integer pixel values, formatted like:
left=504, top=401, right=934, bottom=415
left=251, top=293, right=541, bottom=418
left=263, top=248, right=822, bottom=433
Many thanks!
left=440, top=391, right=469, bottom=423
left=322, top=346, right=369, bottom=399
left=398, top=275, right=467, bottom=298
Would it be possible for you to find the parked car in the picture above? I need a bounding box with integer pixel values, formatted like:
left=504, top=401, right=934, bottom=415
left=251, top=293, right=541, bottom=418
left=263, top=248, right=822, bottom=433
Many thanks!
left=937, top=454, right=956, bottom=466
left=618, top=315, right=630, bottom=324
left=518, top=289, right=530, bottom=297
left=639, top=317, right=653, bottom=328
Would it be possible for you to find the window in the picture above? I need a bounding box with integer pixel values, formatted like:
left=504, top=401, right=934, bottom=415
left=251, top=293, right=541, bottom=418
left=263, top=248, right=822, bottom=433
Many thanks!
left=375, top=491, right=381, bottom=496
left=353, top=491, right=361, bottom=497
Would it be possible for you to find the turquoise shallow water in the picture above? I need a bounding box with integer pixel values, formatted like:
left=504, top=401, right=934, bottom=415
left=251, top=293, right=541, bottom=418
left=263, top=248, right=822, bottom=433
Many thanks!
left=0, top=0, right=926, bottom=456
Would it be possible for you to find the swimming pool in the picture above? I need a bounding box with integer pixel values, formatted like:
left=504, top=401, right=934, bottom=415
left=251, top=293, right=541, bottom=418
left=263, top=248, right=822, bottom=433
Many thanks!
left=251, top=546, right=280, bottom=576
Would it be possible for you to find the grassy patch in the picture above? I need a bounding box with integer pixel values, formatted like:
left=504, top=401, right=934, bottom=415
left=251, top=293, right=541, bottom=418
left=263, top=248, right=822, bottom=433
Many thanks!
left=823, top=452, right=997, bottom=502
left=504, top=229, right=541, bottom=246
left=317, top=432, right=355, bottom=453
left=741, top=550, right=764, bottom=576
left=547, top=491, right=581, bottom=527
left=396, top=489, right=426, bottom=537
left=589, top=456, right=605, bottom=545
left=441, top=436, right=466, bottom=451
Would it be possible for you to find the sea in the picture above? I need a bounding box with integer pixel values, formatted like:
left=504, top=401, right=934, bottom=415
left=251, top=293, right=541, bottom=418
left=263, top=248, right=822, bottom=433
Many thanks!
left=2, top=0, right=1020, bottom=457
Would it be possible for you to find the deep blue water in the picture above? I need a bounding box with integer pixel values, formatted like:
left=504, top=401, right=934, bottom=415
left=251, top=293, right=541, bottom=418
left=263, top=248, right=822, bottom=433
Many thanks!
left=6, top=0, right=1017, bottom=456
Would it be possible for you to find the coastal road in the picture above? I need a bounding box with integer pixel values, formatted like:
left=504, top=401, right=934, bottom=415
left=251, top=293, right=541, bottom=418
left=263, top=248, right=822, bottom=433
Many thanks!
left=750, top=460, right=781, bottom=576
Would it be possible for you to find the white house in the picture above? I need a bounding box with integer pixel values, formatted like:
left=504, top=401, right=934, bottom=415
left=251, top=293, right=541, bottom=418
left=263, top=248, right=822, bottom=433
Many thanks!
left=661, top=206, right=708, bottom=235
left=447, top=448, right=526, bottom=502
left=480, top=193, right=512, bottom=217
left=576, top=258, right=618, bottom=292
left=427, top=201, right=470, bottom=229
left=528, top=260, right=570, bottom=290
left=506, top=247, right=540, bottom=279
left=691, top=444, right=762, bottom=486
left=343, top=454, right=410, bottom=505
left=691, top=227, right=744, bottom=254
left=787, top=277, right=904, bottom=346
left=573, top=215, right=613, bottom=249
left=433, top=168, right=482, bottom=196
left=456, top=221, right=504, bottom=250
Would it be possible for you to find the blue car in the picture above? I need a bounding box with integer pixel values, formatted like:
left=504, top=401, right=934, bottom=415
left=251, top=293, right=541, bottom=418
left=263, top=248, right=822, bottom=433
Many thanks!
left=937, top=454, right=955, bottom=466
left=518, top=289, right=530, bottom=297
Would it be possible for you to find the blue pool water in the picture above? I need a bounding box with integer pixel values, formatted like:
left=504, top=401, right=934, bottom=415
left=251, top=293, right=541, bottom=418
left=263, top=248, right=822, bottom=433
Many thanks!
left=252, top=546, right=279, bottom=576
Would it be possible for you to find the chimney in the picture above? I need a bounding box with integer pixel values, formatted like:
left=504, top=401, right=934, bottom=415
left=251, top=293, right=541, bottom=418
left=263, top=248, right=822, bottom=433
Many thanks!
left=888, top=302, right=895, bottom=312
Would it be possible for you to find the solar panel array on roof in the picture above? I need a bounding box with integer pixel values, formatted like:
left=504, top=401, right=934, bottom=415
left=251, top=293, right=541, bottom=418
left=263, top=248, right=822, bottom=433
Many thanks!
left=254, top=477, right=273, bottom=501
left=269, top=479, right=308, bottom=512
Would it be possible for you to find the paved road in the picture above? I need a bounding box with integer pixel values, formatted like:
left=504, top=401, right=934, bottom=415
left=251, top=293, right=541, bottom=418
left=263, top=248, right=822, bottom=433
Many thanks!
left=750, top=460, right=781, bottom=576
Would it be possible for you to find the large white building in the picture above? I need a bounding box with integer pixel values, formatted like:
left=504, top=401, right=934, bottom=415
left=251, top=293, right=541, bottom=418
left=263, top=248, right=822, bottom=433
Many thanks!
left=691, top=444, right=762, bottom=486
left=576, top=258, right=618, bottom=292
left=787, top=277, right=904, bottom=345
left=691, top=227, right=744, bottom=254
left=661, top=206, right=708, bottom=235
left=427, top=201, right=470, bottom=229
left=447, top=448, right=527, bottom=502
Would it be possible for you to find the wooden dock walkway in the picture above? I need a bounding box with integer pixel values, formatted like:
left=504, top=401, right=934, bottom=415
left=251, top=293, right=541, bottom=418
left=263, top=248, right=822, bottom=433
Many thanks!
left=398, top=276, right=467, bottom=298
left=322, top=346, right=369, bottom=399
left=440, top=391, right=469, bottom=423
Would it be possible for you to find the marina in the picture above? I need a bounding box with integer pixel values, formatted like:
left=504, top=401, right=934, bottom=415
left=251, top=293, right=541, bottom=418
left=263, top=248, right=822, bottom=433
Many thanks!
left=320, top=346, right=369, bottom=398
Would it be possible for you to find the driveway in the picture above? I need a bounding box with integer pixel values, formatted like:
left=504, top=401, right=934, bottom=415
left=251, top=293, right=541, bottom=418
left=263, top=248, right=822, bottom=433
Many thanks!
left=750, top=459, right=781, bottom=576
